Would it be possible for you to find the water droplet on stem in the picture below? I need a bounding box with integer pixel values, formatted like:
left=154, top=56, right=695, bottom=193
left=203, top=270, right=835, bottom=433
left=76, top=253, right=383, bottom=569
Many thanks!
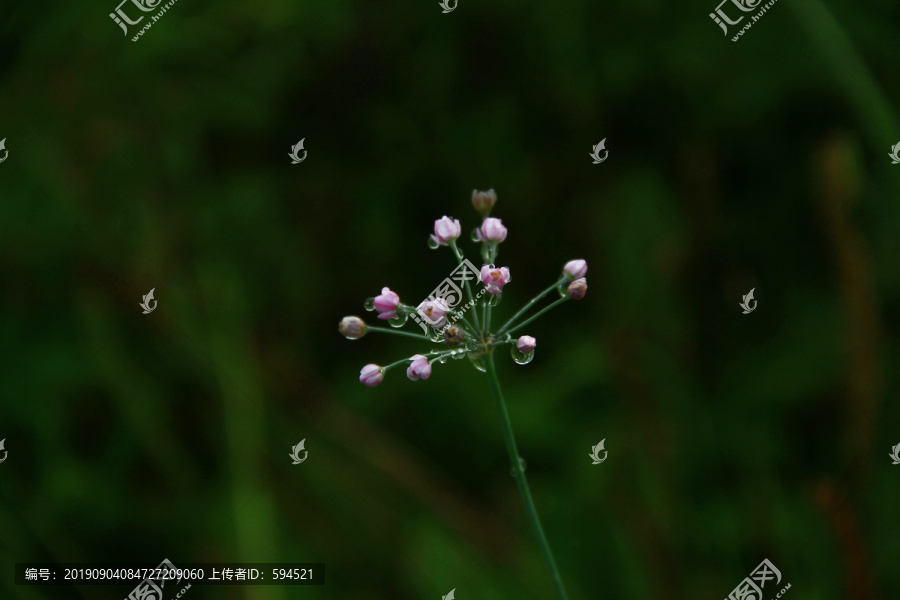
left=511, top=345, right=535, bottom=365
left=389, top=313, right=408, bottom=327
left=509, top=457, right=527, bottom=476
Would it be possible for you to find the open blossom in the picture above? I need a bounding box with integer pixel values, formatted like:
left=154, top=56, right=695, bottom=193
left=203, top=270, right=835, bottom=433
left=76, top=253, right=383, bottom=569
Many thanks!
left=360, top=364, right=384, bottom=386
left=443, top=325, right=465, bottom=346
left=563, top=259, right=587, bottom=280
left=417, top=298, right=449, bottom=327
left=477, top=217, right=507, bottom=243
left=567, top=278, right=587, bottom=300
left=374, top=287, right=400, bottom=320
left=517, top=336, right=536, bottom=354
left=406, top=354, right=432, bottom=381
left=431, top=216, right=461, bottom=246
left=480, top=264, right=511, bottom=294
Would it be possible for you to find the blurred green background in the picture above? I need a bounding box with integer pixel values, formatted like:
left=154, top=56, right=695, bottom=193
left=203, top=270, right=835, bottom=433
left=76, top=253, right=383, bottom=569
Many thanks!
left=1, top=0, right=899, bottom=598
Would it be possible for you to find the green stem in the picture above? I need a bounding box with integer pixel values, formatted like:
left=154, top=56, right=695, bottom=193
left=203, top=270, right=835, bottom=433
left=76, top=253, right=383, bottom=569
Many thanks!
left=450, top=241, right=480, bottom=331
left=505, top=297, right=569, bottom=337
left=428, top=350, right=455, bottom=364
left=483, top=353, right=568, bottom=600
left=497, top=279, right=565, bottom=336
left=489, top=339, right=516, bottom=348
left=383, top=348, right=455, bottom=372
left=367, top=326, right=433, bottom=342
left=382, top=356, right=413, bottom=371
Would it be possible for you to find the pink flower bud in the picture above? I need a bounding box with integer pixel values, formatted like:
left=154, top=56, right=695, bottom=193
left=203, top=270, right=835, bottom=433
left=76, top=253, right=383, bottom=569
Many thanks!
left=417, top=298, right=449, bottom=328
left=563, top=259, right=587, bottom=280
left=373, top=287, right=400, bottom=320
left=566, top=278, right=587, bottom=300
left=516, top=335, right=537, bottom=354
left=406, top=354, right=432, bottom=381
left=480, top=264, right=511, bottom=294
left=360, top=364, right=384, bottom=386
left=430, top=216, right=462, bottom=246
left=477, top=217, right=507, bottom=243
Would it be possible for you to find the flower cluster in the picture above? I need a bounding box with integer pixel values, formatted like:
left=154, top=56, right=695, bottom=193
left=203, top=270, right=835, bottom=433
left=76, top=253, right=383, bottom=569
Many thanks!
left=339, top=189, right=588, bottom=386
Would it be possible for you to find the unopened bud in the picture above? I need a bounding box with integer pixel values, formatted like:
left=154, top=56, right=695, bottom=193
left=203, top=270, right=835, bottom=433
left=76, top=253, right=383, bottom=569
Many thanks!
left=443, top=325, right=465, bottom=346
left=516, top=335, right=537, bottom=354
left=360, top=363, right=384, bottom=386
left=471, top=189, right=497, bottom=216
left=563, top=259, right=587, bottom=280
left=566, top=278, right=587, bottom=300
left=339, top=316, right=368, bottom=339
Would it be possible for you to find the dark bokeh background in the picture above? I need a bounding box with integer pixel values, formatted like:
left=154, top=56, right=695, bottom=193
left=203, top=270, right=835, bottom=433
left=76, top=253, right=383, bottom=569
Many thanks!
left=2, top=0, right=899, bottom=598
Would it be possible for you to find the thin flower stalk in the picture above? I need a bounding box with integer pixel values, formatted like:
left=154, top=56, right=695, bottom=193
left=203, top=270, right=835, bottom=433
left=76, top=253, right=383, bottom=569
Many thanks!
left=365, top=326, right=435, bottom=341
left=497, top=277, right=566, bottom=335
left=484, top=352, right=568, bottom=600
left=505, top=296, right=569, bottom=336
left=449, top=240, right=480, bottom=330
